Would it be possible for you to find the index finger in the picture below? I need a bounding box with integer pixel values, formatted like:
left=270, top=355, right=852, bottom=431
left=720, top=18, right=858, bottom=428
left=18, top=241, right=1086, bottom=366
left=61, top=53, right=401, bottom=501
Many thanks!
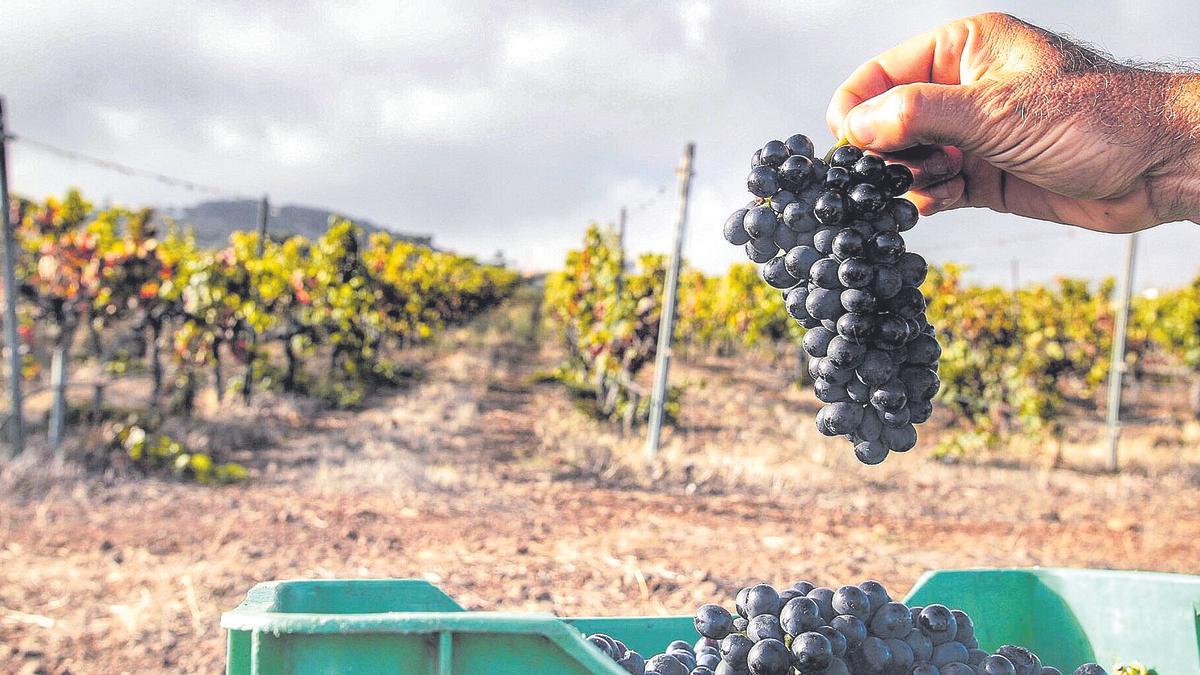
left=825, top=20, right=974, bottom=136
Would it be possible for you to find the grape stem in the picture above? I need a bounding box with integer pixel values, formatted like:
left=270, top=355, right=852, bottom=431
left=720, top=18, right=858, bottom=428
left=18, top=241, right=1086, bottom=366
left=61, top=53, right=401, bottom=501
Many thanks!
left=823, top=137, right=850, bottom=164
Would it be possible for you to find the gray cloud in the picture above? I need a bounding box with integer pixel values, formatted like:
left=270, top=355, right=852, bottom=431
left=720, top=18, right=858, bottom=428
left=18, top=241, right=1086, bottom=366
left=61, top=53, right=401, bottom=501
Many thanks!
left=3, top=0, right=1199, bottom=288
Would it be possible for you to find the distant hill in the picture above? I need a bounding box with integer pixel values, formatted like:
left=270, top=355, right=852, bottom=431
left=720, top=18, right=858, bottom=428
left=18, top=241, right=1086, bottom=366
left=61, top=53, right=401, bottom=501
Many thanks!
left=161, top=199, right=433, bottom=249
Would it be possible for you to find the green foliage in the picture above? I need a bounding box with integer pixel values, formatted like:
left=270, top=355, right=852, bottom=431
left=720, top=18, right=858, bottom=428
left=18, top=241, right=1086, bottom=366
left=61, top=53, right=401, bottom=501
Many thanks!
left=924, top=264, right=1143, bottom=454
left=543, top=224, right=666, bottom=421
left=108, top=421, right=247, bottom=484
left=7, top=191, right=521, bottom=463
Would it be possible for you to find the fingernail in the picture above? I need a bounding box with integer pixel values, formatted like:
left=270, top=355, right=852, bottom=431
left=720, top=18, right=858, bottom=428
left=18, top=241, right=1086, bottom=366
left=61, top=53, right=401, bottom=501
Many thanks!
left=925, top=153, right=950, bottom=177
left=846, top=108, right=876, bottom=146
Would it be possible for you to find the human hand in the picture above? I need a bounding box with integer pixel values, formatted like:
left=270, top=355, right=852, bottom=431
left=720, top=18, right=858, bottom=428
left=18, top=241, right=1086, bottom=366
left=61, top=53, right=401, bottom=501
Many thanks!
left=826, top=12, right=1200, bottom=232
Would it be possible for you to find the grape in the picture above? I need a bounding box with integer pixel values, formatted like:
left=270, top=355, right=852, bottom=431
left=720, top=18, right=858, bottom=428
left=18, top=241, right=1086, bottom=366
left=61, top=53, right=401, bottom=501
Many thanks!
left=751, top=148, right=763, bottom=168
left=647, top=653, right=689, bottom=675
left=832, top=228, right=866, bottom=260
left=875, top=314, right=910, bottom=349
left=785, top=245, right=823, bottom=279
left=772, top=224, right=800, bottom=251
left=587, top=634, right=616, bottom=658
left=826, top=336, right=867, bottom=369
left=760, top=257, right=800, bottom=290
left=881, top=164, right=914, bottom=197
left=880, top=405, right=912, bottom=428
left=866, top=231, right=905, bottom=264
left=855, top=349, right=895, bottom=386
left=905, top=334, right=942, bottom=366
left=820, top=402, right=863, bottom=435
left=802, top=326, right=835, bottom=356
left=806, top=287, right=845, bottom=321
left=982, top=655, right=1018, bottom=675
left=746, top=639, right=790, bottom=675
left=897, top=251, right=929, bottom=286
left=813, top=227, right=837, bottom=254
left=721, top=633, right=754, bottom=664
left=816, top=358, right=855, bottom=386
left=735, top=587, right=752, bottom=618
left=857, top=581, right=890, bottom=614
left=967, top=649, right=988, bottom=666
left=744, top=206, right=779, bottom=239
left=851, top=155, right=886, bottom=184
left=900, top=366, right=941, bottom=401
left=829, top=144, right=864, bottom=168
left=907, top=398, right=934, bottom=424
left=670, top=649, right=697, bottom=670
left=837, top=257, right=875, bottom=290
left=891, top=198, right=919, bottom=231
left=825, top=166, right=853, bottom=191
left=872, top=265, right=903, bottom=299
left=857, top=636, right=893, bottom=671
left=831, top=585, right=872, bottom=620
left=830, top=614, right=867, bottom=649
left=847, top=183, right=886, bottom=215
left=853, top=440, right=888, bottom=465
left=840, top=288, right=876, bottom=313
left=724, top=209, right=752, bottom=245
left=791, top=632, right=833, bottom=673
left=810, top=257, right=843, bottom=289
left=886, top=638, right=915, bottom=672
left=692, top=668, right=715, bottom=675
left=784, top=190, right=822, bottom=232
left=695, top=604, right=735, bottom=640
left=617, top=650, right=645, bottom=673
left=791, top=581, right=816, bottom=594
left=855, top=407, right=882, bottom=441
left=744, top=584, right=782, bottom=618
left=931, top=641, right=970, bottom=667
left=881, top=422, right=918, bottom=452
left=759, top=140, right=789, bottom=167
left=869, top=601, right=912, bottom=638
left=814, top=191, right=848, bottom=225
left=747, top=614, right=785, bottom=643
left=951, top=610, right=974, bottom=644
left=919, top=605, right=958, bottom=645
left=905, top=628, right=934, bottom=662
left=745, top=241, right=777, bottom=264
left=996, top=646, right=1041, bottom=675
left=814, top=378, right=849, bottom=403
left=941, top=664, right=976, bottom=675
left=713, top=663, right=745, bottom=675
left=784, top=134, right=815, bottom=159
left=1042, top=669, right=1063, bottom=675
left=887, top=286, right=926, bottom=319
left=733, top=617, right=748, bottom=633
left=769, top=190, right=795, bottom=215
left=1072, top=667, right=1107, bottom=675
left=748, top=166, right=780, bottom=197
left=807, top=587, right=836, bottom=621
left=779, top=596, right=823, bottom=636
left=836, top=312, right=877, bottom=344
left=870, top=379, right=908, bottom=412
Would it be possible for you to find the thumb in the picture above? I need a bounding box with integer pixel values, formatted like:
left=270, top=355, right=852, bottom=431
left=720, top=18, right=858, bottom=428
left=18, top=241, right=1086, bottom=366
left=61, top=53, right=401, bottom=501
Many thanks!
left=839, top=82, right=989, bottom=153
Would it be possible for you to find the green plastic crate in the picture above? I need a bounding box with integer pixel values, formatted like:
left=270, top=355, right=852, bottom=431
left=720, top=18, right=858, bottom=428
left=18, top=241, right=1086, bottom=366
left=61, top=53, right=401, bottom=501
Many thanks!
left=222, top=568, right=1200, bottom=674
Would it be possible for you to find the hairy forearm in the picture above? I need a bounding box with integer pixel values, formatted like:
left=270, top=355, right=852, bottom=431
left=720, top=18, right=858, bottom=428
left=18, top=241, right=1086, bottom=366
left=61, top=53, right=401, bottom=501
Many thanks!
left=1155, top=72, right=1200, bottom=224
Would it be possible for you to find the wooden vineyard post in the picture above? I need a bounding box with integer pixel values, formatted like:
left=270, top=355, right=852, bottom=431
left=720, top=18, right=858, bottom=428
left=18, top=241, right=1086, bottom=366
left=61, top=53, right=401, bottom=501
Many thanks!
left=645, top=143, right=694, bottom=460
left=0, top=97, right=23, bottom=457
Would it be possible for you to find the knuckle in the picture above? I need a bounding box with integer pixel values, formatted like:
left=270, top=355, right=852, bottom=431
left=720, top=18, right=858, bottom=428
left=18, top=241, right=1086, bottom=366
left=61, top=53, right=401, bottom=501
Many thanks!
left=893, top=86, right=929, bottom=133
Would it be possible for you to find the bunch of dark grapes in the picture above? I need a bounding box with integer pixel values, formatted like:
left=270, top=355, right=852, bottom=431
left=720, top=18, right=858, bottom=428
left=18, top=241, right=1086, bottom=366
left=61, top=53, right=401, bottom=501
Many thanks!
left=721, top=135, right=941, bottom=464
left=586, top=579, right=1107, bottom=675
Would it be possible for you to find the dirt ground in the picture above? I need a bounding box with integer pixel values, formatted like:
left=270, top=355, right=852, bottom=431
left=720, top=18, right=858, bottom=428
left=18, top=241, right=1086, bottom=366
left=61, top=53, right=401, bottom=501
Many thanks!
left=3, top=295, right=1199, bottom=674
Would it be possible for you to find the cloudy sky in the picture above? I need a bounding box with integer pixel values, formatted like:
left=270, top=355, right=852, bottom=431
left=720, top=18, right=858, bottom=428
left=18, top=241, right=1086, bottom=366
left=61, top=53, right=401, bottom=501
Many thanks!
left=3, top=0, right=1199, bottom=288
